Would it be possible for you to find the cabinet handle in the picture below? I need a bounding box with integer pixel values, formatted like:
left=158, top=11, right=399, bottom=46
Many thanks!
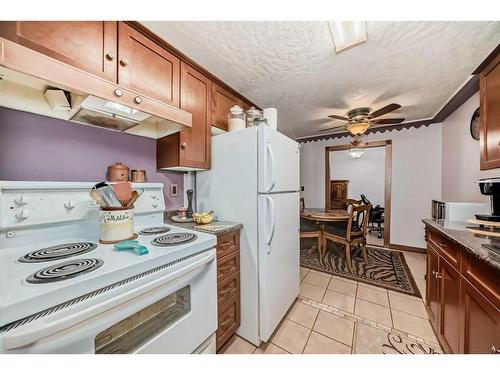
left=113, top=89, right=123, bottom=97
left=434, top=271, right=442, bottom=279
left=105, top=52, right=115, bottom=61
left=438, top=241, right=447, bottom=248
left=181, top=142, right=187, bottom=149
left=491, top=345, right=500, bottom=354
left=120, top=57, right=128, bottom=67
left=134, top=96, right=142, bottom=105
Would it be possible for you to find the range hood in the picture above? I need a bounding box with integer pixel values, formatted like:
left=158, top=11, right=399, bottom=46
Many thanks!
left=0, top=37, right=192, bottom=139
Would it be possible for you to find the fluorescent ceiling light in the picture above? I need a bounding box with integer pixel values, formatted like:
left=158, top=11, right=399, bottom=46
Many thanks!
left=328, top=21, right=367, bottom=53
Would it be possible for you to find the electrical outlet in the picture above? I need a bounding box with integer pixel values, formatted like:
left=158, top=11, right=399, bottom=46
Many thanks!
left=170, top=184, right=178, bottom=198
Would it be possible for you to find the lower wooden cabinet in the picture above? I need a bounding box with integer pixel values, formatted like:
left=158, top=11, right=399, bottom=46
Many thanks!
left=425, top=226, right=500, bottom=354
left=215, top=229, right=241, bottom=351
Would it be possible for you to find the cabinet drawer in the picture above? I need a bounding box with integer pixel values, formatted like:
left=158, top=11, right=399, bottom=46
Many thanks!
left=216, top=292, right=240, bottom=351
left=217, top=230, right=240, bottom=258
left=462, top=252, right=500, bottom=307
left=217, top=250, right=240, bottom=283
left=428, top=229, right=461, bottom=269
left=218, top=272, right=240, bottom=304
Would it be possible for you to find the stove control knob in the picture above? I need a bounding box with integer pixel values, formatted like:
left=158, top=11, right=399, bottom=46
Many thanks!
left=15, top=195, right=30, bottom=206
left=151, top=193, right=158, bottom=199
left=152, top=200, right=159, bottom=208
left=64, top=200, right=76, bottom=209
left=16, top=209, right=30, bottom=220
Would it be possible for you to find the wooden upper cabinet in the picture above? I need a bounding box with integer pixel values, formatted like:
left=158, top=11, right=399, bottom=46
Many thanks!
left=118, top=22, right=180, bottom=107
left=479, top=53, right=500, bottom=170
left=179, top=63, right=211, bottom=169
left=211, top=83, right=239, bottom=131
left=0, top=21, right=117, bottom=81
left=238, top=99, right=252, bottom=113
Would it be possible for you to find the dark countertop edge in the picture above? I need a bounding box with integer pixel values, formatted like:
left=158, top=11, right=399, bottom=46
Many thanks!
left=422, top=218, right=500, bottom=272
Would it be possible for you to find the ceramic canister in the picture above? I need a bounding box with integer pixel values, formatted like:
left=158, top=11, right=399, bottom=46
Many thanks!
left=99, top=208, right=134, bottom=242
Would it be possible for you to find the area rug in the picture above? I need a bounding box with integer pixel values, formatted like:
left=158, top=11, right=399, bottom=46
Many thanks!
left=300, top=238, right=422, bottom=298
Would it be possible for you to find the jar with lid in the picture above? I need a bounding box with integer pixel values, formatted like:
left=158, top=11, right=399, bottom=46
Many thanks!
left=252, top=117, right=268, bottom=127
left=245, top=107, right=263, bottom=127
left=228, top=105, right=246, bottom=131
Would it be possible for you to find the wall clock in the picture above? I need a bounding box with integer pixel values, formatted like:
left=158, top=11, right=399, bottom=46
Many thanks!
left=470, top=107, right=480, bottom=141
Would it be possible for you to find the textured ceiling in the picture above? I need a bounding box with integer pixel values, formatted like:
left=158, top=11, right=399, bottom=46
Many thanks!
left=142, top=21, right=500, bottom=138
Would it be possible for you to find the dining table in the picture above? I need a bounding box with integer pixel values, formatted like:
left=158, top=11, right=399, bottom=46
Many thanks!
left=300, top=208, right=350, bottom=258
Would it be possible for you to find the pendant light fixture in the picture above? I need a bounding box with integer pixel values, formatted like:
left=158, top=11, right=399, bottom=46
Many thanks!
left=348, top=147, right=365, bottom=159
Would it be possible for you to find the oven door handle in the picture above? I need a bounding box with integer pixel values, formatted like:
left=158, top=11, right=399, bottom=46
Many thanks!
left=1, top=250, right=215, bottom=350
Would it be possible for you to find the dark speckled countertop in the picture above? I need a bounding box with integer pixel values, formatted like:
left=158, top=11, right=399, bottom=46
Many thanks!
left=422, top=219, right=500, bottom=271
left=164, top=212, right=242, bottom=236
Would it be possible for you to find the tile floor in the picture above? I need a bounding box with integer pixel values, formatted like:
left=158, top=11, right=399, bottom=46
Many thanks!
left=219, top=250, right=440, bottom=354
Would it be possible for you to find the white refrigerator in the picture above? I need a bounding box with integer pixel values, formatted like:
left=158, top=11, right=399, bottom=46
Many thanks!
left=196, top=124, right=300, bottom=346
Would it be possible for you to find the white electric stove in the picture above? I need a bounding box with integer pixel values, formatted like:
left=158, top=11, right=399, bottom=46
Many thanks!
left=0, top=181, right=217, bottom=354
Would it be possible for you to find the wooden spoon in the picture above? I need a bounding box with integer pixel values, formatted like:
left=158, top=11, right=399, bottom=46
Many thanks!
left=124, top=190, right=139, bottom=209
left=89, top=190, right=107, bottom=208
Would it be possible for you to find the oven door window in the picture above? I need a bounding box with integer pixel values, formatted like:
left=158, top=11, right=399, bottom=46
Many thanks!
left=95, top=286, right=190, bottom=354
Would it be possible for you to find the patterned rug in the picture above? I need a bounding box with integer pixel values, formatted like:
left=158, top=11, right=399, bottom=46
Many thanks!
left=300, top=238, right=422, bottom=298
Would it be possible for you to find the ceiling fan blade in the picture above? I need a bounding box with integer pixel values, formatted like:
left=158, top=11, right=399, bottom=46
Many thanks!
left=328, top=114, right=349, bottom=121
left=319, top=124, right=347, bottom=132
left=370, top=103, right=401, bottom=119
left=371, top=118, right=405, bottom=125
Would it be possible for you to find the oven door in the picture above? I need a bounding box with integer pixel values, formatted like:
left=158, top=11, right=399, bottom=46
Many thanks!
left=1, top=250, right=217, bottom=354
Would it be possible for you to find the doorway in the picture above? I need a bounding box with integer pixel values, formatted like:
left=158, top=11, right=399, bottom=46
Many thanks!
left=325, top=140, right=392, bottom=247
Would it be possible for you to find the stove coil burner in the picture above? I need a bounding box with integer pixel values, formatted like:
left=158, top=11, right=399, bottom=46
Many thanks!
left=138, top=226, right=172, bottom=236
left=152, top=233, right=197, bottom=247
left=19, top=242, right=98, bottom=263
left=26, top=258, right=104, bottom=284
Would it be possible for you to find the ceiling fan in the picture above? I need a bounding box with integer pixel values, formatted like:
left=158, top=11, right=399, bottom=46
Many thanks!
left=321, top=103, right=405, bottom=135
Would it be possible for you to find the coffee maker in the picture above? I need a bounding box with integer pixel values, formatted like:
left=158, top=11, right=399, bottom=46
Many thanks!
left=476, top=178, right=500, bottom=222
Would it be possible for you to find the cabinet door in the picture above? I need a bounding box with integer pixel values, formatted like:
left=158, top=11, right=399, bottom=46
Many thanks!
left=179, top=62, right=211, bottom=169
left=426, top=244, right=440, bottom=332
left=238, top=99, right=252, bottom=113
left=211, top=82, right=239, bottom=131
left=480, top=53, right=500, bottom=170
left=0, top=21, right=117, bottom=81
left=461, top=278, right=500, bottom=354
left=439, top=258, right=461, bottom=353
left=118, top=22, right=180, bottom=107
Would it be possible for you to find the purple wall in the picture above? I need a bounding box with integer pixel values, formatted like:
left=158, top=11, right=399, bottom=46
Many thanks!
left=0, top=107, right=184, bottom=209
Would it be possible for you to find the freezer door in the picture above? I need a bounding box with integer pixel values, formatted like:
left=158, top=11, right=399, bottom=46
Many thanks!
left=258, top=192, right=300, bottom=342
left=258, top=126, right=300, bottom=193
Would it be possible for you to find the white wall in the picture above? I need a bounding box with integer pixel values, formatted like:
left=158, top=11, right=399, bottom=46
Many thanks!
left=441, top=92, right=500, bottom=203
left=300, top=125, right=442, bottom=248
left=330, top=147, right=385, bottom=207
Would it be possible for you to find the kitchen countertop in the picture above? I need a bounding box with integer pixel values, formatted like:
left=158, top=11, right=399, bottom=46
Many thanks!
left=422, top=218, right=500, bottom=271
left=164, top=212, right=242, bottom=236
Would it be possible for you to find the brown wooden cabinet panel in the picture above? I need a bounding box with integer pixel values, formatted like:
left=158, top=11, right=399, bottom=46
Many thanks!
left=330, top=180, right=349, bottom=210
left=217, top=250, right=240, bottom=283
left=118, top=22, right=180, bottom=107
left=238, top=99, right=252, bottom=113
left=216, top=292, right=240, bottom=351
left=426, top=244, right=440, bottom=332
left=157, top=63, right=211, bottom=170
left=461, top=278, right=500, bottom=354
left=439, top=258, right=461, bottom=354
left=0, top=21, right=117, bottom=81
left=480, top=53, right=500, bottom=170
left=216, top=230, right=240, bottom=259
left=179, top=63, right=211, bottom=169
left=211, top=83, right=239, bottom=131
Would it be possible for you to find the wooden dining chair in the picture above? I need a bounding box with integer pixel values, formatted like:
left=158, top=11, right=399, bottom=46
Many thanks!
left=299, top=198, right=323, bottom=258
left=322, top=203, right=372, bottom=273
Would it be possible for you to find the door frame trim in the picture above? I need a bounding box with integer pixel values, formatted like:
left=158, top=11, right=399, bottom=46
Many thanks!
left=325, top=140, right=392, bottom=247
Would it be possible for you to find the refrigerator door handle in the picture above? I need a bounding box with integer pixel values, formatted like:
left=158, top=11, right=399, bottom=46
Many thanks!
left=266, top=195, right=276, bottom=253
left=266, top=143, right=276, bottom=192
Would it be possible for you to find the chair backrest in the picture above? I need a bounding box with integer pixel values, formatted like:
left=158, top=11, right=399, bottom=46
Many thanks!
left=346, top=203, right=372, bottom=241
left=343, top=198, right=362, bottom=211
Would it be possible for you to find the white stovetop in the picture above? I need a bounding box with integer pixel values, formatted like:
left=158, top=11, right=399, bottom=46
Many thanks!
left=0, top=223, right=216, bottom=327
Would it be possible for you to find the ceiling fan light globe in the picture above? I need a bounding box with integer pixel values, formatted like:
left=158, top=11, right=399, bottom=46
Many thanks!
left=347, top=122, right=370, bottom=135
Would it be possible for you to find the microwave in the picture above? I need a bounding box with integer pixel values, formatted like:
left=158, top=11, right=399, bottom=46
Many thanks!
left=431, top=200, right=490, bottom=222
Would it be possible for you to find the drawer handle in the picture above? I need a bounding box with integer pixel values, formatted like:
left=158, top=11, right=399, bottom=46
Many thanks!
left=105, top=52, right=116, bottom=61
left=220, top=241, right=233, bottom=249
left=437, top=241, right=448, bottom=248
left=219, top=263, right=234, bottom=274
left=491, top=345, right=500, bottom=354
left=220, top=313, right=235, bottom=329
left=120, top=57, right=129, bottom=67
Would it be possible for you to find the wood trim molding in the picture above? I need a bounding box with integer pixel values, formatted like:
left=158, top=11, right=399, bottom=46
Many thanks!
left=125, top=21, right=260, bottom=110
left=325, top=140, right=392, bottom=247
left=388, top=243, right=427, bottom=254
left=433, top=75, right=479, bottom=123
left=472, top=43, right=500, bottom=74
